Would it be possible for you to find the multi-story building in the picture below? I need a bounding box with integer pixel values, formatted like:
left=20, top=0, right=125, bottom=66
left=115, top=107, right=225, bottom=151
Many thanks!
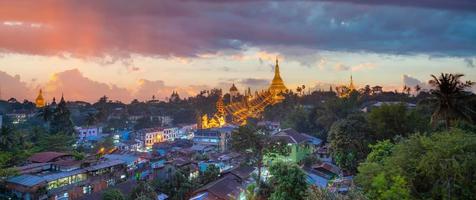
left=5, top=152, right=128, bottom=200
left=137, top=127, right=181, bottom=148
left=75, top=126, right=103, bottom=141
left=162, top=127, right=179, bottom=141
left=193, top=126, right=235, bottom=152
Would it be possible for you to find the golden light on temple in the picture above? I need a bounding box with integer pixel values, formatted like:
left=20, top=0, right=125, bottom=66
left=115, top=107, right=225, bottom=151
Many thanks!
left=35, top=89, right=46, bottom=108
left=199, top=58, right=287, bottom=128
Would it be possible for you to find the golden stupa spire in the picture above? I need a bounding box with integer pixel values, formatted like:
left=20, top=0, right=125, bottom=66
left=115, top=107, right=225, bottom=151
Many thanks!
left=349, top=75, right=356, bottom=91
left=35, top=89, right=45, bottom=108
left=269, top=56, right=287, bottom=95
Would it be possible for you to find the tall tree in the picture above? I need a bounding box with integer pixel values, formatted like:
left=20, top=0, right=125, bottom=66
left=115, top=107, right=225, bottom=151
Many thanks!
left=268, top=162, right=308, bottom=200
left=49, top=98, right=75, bottom=135
left=328, top=114, right=373, bottom=173
left=231, top=124, right=288, bottom=185
left=429, top=73, right=474, bottom=129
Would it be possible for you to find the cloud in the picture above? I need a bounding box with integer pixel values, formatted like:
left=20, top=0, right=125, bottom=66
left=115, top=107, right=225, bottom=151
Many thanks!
left=317, top=0, right=476, bottom=12
left=333, top=62, right=375, bottom=71
left=0, top=71, right=32, bottom=101
left=334, top=63, right=350, bottom=71
left=464, top=58, right=475, bottom=68
left=0, top=0, right=475, bottom=64
left=238, top=78, right=270, bottom=91
left=132, top=79, right=209, bottom=101
left=38, top=69, right=208, bottom=103
left=402, top=74, right=429, bottom=90
left=44, top=69, right=131, bottom=102
left=310, top=81, right=335, bottom=92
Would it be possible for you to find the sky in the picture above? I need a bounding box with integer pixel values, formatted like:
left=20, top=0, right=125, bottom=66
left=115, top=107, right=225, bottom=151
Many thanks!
left=0, top=0, right=475, bottom=103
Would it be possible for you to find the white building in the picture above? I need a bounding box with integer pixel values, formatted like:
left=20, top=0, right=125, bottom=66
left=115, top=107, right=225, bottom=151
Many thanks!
left=163, top=127, right=179, bottom=141
left=75, top=126, right=103, bottom=140
left=137, top=128, right=165, bottom=148
left=137, top=127, right=181, bottom=148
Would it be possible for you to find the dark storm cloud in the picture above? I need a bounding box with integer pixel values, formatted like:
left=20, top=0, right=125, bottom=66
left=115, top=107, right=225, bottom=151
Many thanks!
left=317, top=0, right=476, bottom=11
left=0, top=0, right=475, bottom=62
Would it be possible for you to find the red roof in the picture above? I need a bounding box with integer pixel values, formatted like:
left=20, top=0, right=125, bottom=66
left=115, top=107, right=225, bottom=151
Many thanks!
left=28, top=152, right=71, bottom=163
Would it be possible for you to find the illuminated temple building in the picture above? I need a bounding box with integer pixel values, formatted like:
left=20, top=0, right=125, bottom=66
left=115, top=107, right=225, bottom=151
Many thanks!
left=199, top=58, right=288, bottom=128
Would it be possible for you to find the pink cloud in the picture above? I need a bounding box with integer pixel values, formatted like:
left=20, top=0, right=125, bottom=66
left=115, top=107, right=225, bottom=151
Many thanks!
left=0, top=69, right=207, bottom=103
left=0, top=71, right=32, bottom=101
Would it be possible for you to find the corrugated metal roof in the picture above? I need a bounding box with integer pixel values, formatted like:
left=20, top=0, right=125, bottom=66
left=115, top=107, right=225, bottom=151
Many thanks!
left=84, top=159, right=125, bottom=171
left=103, top=154, right=137, bottom=165
left=7, top=174, right=45, bottom=187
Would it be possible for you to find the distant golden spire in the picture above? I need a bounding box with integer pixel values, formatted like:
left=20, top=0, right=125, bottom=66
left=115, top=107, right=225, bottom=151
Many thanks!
left=35, top=89, right=45, bottom=108
left=349, top=75, right=355, bottom=91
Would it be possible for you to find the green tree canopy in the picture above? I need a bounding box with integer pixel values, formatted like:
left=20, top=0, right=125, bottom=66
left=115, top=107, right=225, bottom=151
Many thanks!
left=368, top=103, right=429, bottom=140
left=130, top=181, right=158, bottom=200
left=356, top=129, right=476, bottom=200
left=102, top=188, right=125, bottom=200
left=268, top=162, right=308, bottom=200
left=328, top=114, right=373, bottom=173
left=231, top=124, right=288, bottom=185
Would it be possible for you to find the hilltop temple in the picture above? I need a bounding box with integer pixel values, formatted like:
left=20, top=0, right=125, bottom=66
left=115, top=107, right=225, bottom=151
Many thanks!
left=199, top=58, right=288, bottom=128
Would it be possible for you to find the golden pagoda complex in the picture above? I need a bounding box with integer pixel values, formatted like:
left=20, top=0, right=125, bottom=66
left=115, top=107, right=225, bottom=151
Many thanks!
left=199, top=94, right=226, bottom=129
left=268, top=58, right=288, bottom=101
left=199, top=58, right=288, bottom=127
left=35, top=89, right=46, bottom=108
left=336, top=75, right=357, bottom=98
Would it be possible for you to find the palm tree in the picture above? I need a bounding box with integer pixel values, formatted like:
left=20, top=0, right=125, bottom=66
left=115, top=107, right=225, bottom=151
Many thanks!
left=415, top=84, right=421, bottom=93
left=429, top=73, right=474, bottom=129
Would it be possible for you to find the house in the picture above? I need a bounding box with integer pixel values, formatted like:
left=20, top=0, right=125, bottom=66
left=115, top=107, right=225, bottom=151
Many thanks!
left=269, top=128, right=322, bottom=163
left=257, top=121, right=281, bottom=133
left=27, top=152, right=74, bottom=164
left=312, top=162, right=342, bottom=179
left=190, top=166, right=255, bottom=200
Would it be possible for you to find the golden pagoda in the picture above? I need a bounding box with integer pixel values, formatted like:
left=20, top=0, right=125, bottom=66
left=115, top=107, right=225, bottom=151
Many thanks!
left=197, top=58, right=289, bottom=127
left=349, top=75, right=356, bottom=91
left=35, top=89, right=45, bottom=108
left=269, top=57, right=287, bottom=99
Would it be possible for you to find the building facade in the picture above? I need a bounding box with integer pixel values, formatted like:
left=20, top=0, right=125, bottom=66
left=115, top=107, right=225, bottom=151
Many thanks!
left=75, top=126, right=103, bottom=141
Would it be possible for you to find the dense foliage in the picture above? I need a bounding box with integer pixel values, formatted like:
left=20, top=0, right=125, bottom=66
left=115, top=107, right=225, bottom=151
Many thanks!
left=356, top=129, right=476, bottom=200
left=102, top=188, right=125, bottom=200
left=268, top=162, right=308, bottom=200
